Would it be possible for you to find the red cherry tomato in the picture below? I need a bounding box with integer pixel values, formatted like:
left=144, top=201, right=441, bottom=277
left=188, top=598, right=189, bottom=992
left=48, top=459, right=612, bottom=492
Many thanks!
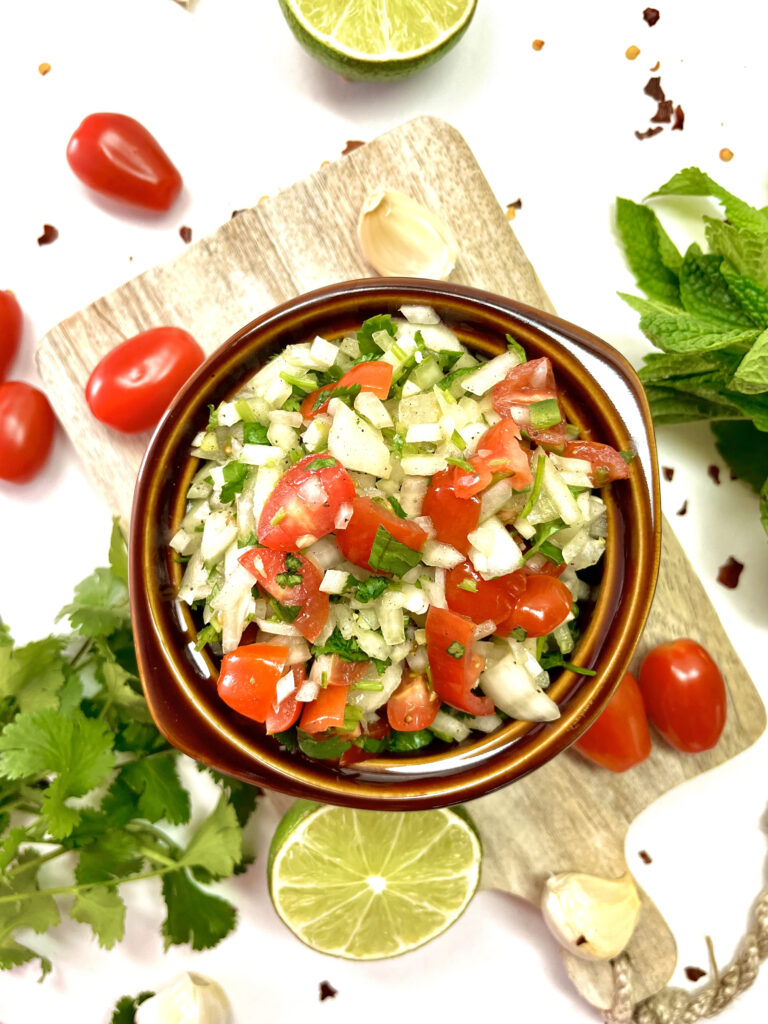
left=265, top=663, right=305, bottom=735
left=492, top=357, right=566, bottom=447
left=336, top=496, right=428, bottom=572
left=258, top=454, right=355, bottom=550
left=86, top=327, right=204, bottom=433
left=217, top=644, right=289, bottom=723
left=425, top=606, right=494, bottom=716
left=445, top=561, right=514, bottom=625
left=66, top=113, right=182, bottom=212
left=422, top=466, right=481, bottom=555
left=387, top=669, right=441, bottom=731
left=0, top=382, right=55, bottom=483
left=239, top=548, right=329, bottom=644
left=0, top=291, right=23, bottom=381
left=301, top=361, right=393, bottom=419
left=638, top=639, right=727, bottom=753
left=497, top=573, right=572, bottom=638
left=453, top=420, right=533, bottom=499
left=573, top=672, right=651, bottom=772
left=563, top=441, right=631, bottom=485
left=300, top=684, right=349, bottom=734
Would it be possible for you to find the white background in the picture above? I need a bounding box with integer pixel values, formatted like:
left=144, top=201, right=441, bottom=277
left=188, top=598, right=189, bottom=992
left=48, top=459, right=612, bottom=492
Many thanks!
left=2, top=0, right=768, bottom=1021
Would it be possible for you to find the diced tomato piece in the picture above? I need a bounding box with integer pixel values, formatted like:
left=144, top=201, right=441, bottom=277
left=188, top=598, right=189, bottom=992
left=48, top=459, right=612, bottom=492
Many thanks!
left=422, top=466, right=481, bottom=555
left=258, top=454, right=355, bottom=550
left=453, top=421, right=533, bottom=499
left=265, top=663, right=305, bottom=734
left=563, top=441, right=631, bottom=485
left=387, top=668, right=441, bottom=731
left=335, top=495, right=428, bottom=572
left=328, top=656, right=371, bottom=687
left=300, top=684, right=349, bottom=734
left=217, top=644, right=289, bottom=723
left=492, top=357, right=567, bottom=447
left=425, top=606, right=494, bottom=716
left=445, top=561, right=514, bottom=625
left=301, top=361, right=393, bottom=419
left=495, top=573, right=573, bottom=638
left=239, top=548, right=329, bottom=643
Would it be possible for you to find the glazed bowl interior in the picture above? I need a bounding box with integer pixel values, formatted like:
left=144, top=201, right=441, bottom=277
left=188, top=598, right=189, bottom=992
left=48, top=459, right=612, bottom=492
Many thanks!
left=129, top=278, right=660, bottom=809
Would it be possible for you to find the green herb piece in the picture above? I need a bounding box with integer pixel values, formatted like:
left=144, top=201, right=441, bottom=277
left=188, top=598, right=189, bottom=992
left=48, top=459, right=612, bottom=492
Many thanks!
left=276, top=553, right=304, bottom=589
left=446, top=642, right=465, bottom=659
left=270, top=508, right=286, bottom=526
left=282, top=394, right=302, bottom=412
left=539, top=652, right=597, bottom=676
left=237, top=531, right=260, bottom=548
left=456, top=578, right=477, bottom=593
left=445, top=456, right=475, bottom=473
left=272, top=729, right=298, bottom=752
left=506, top=334, right=527, bottom=363
left=219, top=461, right=250, bottom=503
left=311, top=382, right=362, bottom=413
left=391, top=342, right=407, bottom=361
left=234, top=399, right=258, bottom=423
left=387, top=729, right=434, bottom=753
left=451, top=429, right=467, bottom=451
left=437, top=366, right=477, bottom=390
left=711, top=420, right=768, bottom=493
left=619, top=450, right=636, bottom=464
left=386, top=495, right=407, bottom=519
left=529, top=398, right=562, bottom=430
left=206, top=404, right=219, bottom=430
left=437, top=349, right=462, bottom=371
left=346, top=575, right=394, bottom=603
left=279, top=370, right=317, bottom=393
left=195, top=623, right=220, bottom=651
left=268, top=597, right=301, bottom=622
left=357, top=314, right=397, bottom=355
left=522, top=519, right=566, bottom=563
left=509, top=626, right=527, bottom=642
left=519, top=452, right=546, bottom=520
left=353, top=734, right=388, bottom=754
left=537, top=540, right=565, bottom=565
left=307, top=457, right=337, bottom=471
left=353, top=680, right=384, bottom=692
left=311, top=628, right=389, bottom=673
left=296, top=730, right=352, bottom=760
left=367, top=526, right=423, bottom=577
left=110, top=991, right=155, bottom=1024
left=343, top=706, right=364, bottom=730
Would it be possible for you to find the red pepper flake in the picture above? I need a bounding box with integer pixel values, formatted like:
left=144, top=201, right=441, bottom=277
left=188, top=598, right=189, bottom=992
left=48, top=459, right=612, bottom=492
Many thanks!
left=676, top=499, right=688, bottom=516
left=342, top=139, right=365, bottom=156
left=651, top=100, right=674, bottom=123
left=38, top=62, right=52, bottom=76
left=644, top=76, right=665, bottom=101
left=532, top=39, right=545, bottom=51
left=662, top=466, right=674, bottom=482
left=717, top=556, right=744, bottom=589
left=639, top=850, right=653, bottom=864
left=707, top=464, right=721, bottom=485
left=685, top=966, right=707, bottom=982
left=635, top=126, right=663, bottom=140
left=672, top=105, right=685, bottom=130
left=37, top=224, right=58, bottom=246
left=319, top=981, right=338, bottom=1001
left=643, top=8, right=660, bottom=26
left=179, top=225, right=193, bottom=244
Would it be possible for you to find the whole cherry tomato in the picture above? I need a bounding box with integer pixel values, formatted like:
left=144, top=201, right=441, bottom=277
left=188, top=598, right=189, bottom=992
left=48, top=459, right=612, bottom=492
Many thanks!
left=85, top=327, right=204, bottom=433
left=573, top=672, right=651, bottom=772
left=638, top=639, right=726, bottom=753
left=0, top=381, right=55, bottom=483
left=0, top=291, right=23, bottom=381
left=66, top=113, right=182, bottom=212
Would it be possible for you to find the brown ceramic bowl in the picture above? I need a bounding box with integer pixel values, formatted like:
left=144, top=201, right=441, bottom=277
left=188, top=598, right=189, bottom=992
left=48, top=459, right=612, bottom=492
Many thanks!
left=130, top=278, right=660, bottom=810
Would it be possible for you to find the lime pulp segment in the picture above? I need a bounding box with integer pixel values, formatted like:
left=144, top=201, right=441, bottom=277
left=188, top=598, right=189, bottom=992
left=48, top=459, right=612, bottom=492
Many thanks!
left=285, top=0, right=477, bottom=60
left=269, top=805, right=482, bottom=959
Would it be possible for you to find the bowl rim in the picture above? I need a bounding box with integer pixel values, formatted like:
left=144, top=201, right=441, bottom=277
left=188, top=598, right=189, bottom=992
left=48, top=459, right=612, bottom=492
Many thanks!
left=129, top=277, right=661, bottom=809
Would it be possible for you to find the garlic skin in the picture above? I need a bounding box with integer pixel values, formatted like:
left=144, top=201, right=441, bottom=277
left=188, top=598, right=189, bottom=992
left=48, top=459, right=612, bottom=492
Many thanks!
left=358, top=189, right=457, bottom=279
left=541, top=870, right=641, bottom=961
left=136, top=972, right=230, bottom=1024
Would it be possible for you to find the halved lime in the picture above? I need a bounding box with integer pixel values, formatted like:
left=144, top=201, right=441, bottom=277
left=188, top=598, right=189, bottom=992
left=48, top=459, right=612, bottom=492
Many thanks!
left=277, top=0, right=478, bottom=82
left=268, top=800, right=482, bottom=959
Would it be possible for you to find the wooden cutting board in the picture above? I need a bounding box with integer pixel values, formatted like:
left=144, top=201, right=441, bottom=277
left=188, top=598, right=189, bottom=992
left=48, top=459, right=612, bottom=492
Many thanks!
left=36, top=116, right=765, bottom=1010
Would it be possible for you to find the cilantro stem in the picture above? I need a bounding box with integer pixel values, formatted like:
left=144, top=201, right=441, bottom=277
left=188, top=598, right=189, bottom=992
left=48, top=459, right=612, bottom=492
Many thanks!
left=68, top=638, right=92, bottom=669
left=137, top=845, right=178, bottom=869
left=5, top=847, right=68, bottom=878
left=0, top=866, right=177, bottom=906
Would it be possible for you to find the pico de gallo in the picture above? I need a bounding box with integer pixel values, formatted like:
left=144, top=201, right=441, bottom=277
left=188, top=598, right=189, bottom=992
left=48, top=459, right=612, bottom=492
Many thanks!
left=170, top=307, right=633, bottom=763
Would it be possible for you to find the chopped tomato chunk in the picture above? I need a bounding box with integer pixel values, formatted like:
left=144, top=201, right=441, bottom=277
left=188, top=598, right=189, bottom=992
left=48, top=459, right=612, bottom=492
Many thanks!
left=387, top=668, right=440, bottom=731
left=258, top=454, right=355, bottom=550
left=217, top=644, right=289, bottom=723
left=563, top=441, right=631, bottom=484
left=300, top=684, right=349, bottom=734
left=422, top=466, right=481, bottom=555
left=492, top=357, right=567, bottom=447
left=335, top=495, right=428, bottom=572
left=425, top=606, right=494, bottom=716
left=301, top=361, right=393, bottom=419
left=453, top=420, right=533, bottom=499
left=239, top=548, right=329, bottom=643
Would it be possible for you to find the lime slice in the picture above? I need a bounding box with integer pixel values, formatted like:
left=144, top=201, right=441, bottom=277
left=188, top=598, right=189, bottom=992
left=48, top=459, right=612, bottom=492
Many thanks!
left=268, top=800, right=482, bottom=959
left=278, top=0, right=478, bottom=82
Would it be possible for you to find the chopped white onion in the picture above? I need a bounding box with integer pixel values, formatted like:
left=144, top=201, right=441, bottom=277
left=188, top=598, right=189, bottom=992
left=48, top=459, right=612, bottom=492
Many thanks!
left=473, top=619, right=497, bottom=640
left=319, top=568, right=350, bottom=594
left=296, top=680, right=320, bottom=702
left=461, top=350, right=524, bottom=396
left=421, top=539, right=464, bottom=569
left=274, top=670, right=297, bottom=709
left=254, top=618, right=301, bottom=636
left=334, top=502, right=354, bottom=530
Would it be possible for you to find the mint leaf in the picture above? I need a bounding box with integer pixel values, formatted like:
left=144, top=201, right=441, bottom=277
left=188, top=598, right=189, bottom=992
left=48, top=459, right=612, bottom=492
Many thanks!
left=615, top=197, right=681, bottom=305
left=178, top=798, right=241, bottom=878
left=108, top=519, right=129, bottom=584
left=357, top=314, right=396, bottom=355
left=711, top=421, right=768, bottom=494
left=59, top=567, right=130, bottom=638
left=705, top=219, right=768, bottom=290
left=679, top=245, right=757, bottom=328
left=719, top=260, right=768, bottom=327
left=761, top=477, right=768, bottom=538
left=70, top=886, right=125, bottom=949
left=161, top=870, right=237, bottom=951
left=619, top=293, right=760, bottom=353
left=650, top=167, right=768, bottom=237
left=731, top=330, right=768, bottom=394
left=643, top=385, right=743, bottom=425
left=118, top=754, right=191, bottom=825
left=368, top=526, right=423, bottom=576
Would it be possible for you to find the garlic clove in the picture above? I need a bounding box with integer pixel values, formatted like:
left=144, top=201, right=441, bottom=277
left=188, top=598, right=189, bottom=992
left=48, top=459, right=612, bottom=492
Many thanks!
left=136, top=972, right=230, bottom=1024
left=540, top=870, right=641, bottom=961
left=358, top=188, right=457, bottom=279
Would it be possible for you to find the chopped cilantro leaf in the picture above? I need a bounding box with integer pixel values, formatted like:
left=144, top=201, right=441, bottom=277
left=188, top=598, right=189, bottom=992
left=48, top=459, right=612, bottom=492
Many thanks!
left=367, top=527, right=423, bottom=577
left=446, top=642, right=465, bottom=659
left=242, top=421, right=269, bottom=445
left=387, top=729, right=434, bottom=752
left=194, top=623, right=221, bottom=651
left=311, top=628, right=389, bottom=673
left=386, top=495, right=407, bottom=519
left=456, top=579, right=477, bottom=593
left=357, top=314, right=396, bottom=355
left=268, top=597, right=300, bottom=622
left=345, top=575, right=394, bottom=603
left=506, top=334, right=527, bottom=363
left=437, top=366, right=476, bottom=390
left=307, top=457, right=337, bottom=471
left=206, top=404, right=219, bottom=429
left=311, top=382, right=361, bottom=413
left=509, top=626, right=527, bottom=642
left=539, top=651, right=597, bottom=676
left=219, top=461, right=250, bottom=503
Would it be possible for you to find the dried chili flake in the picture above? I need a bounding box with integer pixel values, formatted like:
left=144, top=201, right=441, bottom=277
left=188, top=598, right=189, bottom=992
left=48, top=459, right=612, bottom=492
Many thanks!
left=672, top=105, right=685, bottom=130
left=662, top=466, right=674, bottom=482
left=575, top=935, right=588, bottom=946
left=651, top=100, right=674, bottom=123
left=707, top=464, right=721, bottom=485
left=319, top=981, right=338, bottom=1001
left=37, top=224, right=58, bottom=246
left=685, top=966, right=706, bottom=982
left=635, top=126, right=663, bottom=140
left=644, top=77, right=665, bottom=101
left=643, top=8, right=660, bottom=26
left=676, top=499, right=688, bottom=516
left=639, top=850, right=653, bottom=864
left=179, top=225, right=193, bottom=244
left=717, top=556, right=743, bottom=589
left=342, top=139, right=365, bottom=156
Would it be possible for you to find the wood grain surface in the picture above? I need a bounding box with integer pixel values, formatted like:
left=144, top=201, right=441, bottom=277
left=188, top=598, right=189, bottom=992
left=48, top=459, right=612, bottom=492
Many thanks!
left=36, top=115, right=766, bottom=1010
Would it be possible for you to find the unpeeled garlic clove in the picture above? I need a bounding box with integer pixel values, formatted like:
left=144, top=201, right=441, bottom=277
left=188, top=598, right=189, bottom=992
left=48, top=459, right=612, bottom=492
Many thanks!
left=540, top=870, right=641, bottom=961
left=357, top=188, right=457, bottom=279
left=136, top=972, right=230, bottom=1024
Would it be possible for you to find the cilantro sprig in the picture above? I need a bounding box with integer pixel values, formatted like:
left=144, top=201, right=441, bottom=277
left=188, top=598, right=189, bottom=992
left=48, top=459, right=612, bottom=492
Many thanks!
left=0, top=522, right=258, bottom=978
